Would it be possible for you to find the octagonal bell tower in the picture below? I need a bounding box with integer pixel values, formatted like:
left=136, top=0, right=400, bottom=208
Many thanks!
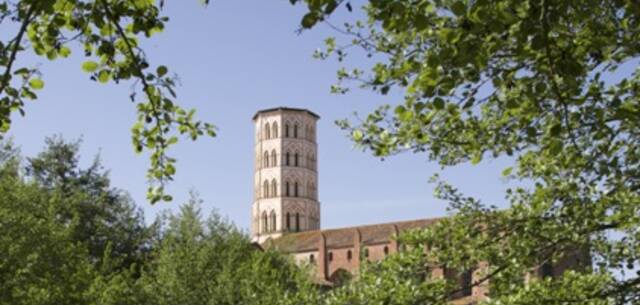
left=251, top=107, right=320, bottom=243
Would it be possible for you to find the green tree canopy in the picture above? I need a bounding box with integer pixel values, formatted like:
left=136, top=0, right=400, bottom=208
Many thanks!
left=0, top=141, right=100, bottom=305
left=291, top=0, right=640, bottom=304
left=0, top=138, right=318, bottom=305
left=143, top=194, right=318, bottom=305
left=25, top=136, right=153, bottom=270
left=0, top=0, right=216, bottom=203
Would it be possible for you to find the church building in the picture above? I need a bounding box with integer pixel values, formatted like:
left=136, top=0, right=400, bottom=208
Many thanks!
left=250, top=107, right=587, bottom=304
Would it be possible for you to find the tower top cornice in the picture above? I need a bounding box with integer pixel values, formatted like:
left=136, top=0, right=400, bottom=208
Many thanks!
left=252, top=107, right=320, bottom=121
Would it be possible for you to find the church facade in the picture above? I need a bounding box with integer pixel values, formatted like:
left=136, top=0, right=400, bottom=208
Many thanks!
left=251, top=107, right=587, bottom=304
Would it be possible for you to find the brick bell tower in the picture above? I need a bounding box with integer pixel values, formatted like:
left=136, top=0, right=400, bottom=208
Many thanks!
left=251, top=107, right=320, bottom=243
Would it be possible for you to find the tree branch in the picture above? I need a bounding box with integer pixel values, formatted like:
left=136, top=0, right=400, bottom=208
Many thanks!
left=0, top=3, right=37, bottom=95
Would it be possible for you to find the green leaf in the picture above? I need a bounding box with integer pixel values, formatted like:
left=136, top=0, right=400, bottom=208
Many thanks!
left=97, top=70, right=111, bottom=83
left=550, top=123, right=562, bottom=136
left=352, top=129, right=364, bottom=141
left=59, top=47, right=71, bottom=58
left=502, top=167, right=513, bottom=176
left=433, top=97, right=445, bottom=110
left=301, top=12, right=319, bottom=29
left=29, top=78, right=44, bottom=90
left=13, top=68, right=30, bottom=76
left=471, top=153, right=482, bottom=164
left=82, top=61, right=99, bottom=73
left=157, top=65, right=168, bottom=77
left=451, top=1, right=466, bottom=16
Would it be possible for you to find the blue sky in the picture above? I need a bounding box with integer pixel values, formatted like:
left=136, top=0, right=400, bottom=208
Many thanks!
left=9, top=1, right=515, bottom=230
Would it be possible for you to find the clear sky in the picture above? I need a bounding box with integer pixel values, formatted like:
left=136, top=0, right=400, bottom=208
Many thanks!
left=9, top=1, right=515, bottom=230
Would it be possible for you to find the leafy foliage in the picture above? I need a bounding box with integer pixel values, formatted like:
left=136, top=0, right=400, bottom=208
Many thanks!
left=0, top=161, right=96, bottom=305
left=143, top=195, right=318, bottom=305
left=0, top=138, right=315, bottom=305
left=25, top=136, right=153, bottom=270
left=0, top=0, right=217, bottom=203
left=291, top=0, right=640, bottom=304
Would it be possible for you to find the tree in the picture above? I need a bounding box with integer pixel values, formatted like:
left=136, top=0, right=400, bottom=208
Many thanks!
left=142, top=193, right=318, bottom=305
left=0, top=0, right=216, bottom=203
left=0, top=139, right=318, bottom=305
left=291, top=0, right=640, bottom=304
left=25, top=136, right=153, bottom=272
left=0, top=147, right=97, bottom=305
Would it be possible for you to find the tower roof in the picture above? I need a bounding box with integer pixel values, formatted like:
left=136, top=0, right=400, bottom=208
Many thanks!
left=252, top=107, right=320, bottom=120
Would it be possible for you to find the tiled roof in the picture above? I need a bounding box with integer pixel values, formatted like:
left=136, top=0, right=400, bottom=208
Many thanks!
left=268, top=218, right=441, bottom=253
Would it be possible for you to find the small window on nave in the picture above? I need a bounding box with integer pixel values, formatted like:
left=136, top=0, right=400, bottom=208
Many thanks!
left=347, top=250, right=352, bottom=260
left=328, top=252, right=333, bottom=262
left=461, top=269, right=473, bottom=296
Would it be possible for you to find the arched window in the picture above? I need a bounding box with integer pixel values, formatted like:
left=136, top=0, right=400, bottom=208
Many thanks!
left=285, top=152, right=290, bottom=166
left=269, top=210, right=277, bottom=232
left=285, top=123, right=290, bottom=137
left=285, top=181, right=290, bottom=197
left=261, top=211, right=268, bottom=233
left=294, top=124, right=299, bottom=138
left=309, top=254, right=315, bottom=264
left=294, top=182, right=299, bottom=197
left=263, top=180, right=269, bottom=198
left=309, top=154, right=316, bottom=170
left=308, top=181, right=315, bottom=199
left=310, top=126, right=315, bottom=141
left=271, top=150, right=277, bottom=166
left=295, top=213, right=300, bottom=232
left=264, top=122, right=271, bottom=139
left=328, top=252, right=333, bottom=262
left=294, top=152, right=299, bottom=166
left=272, top=122, right=278, bottom=138
left=271, top=179, right=277, bottom=197
left=347, top=250, right=352, bottom=260
left=263, top=151, right=269, bottom=168
left=384, top=246, right=389, bottom=256
left=285, top=212, right=291, bottom=230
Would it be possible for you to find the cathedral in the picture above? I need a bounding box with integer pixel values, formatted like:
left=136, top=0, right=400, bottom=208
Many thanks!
left=250, top=107, right=587, bottom=304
